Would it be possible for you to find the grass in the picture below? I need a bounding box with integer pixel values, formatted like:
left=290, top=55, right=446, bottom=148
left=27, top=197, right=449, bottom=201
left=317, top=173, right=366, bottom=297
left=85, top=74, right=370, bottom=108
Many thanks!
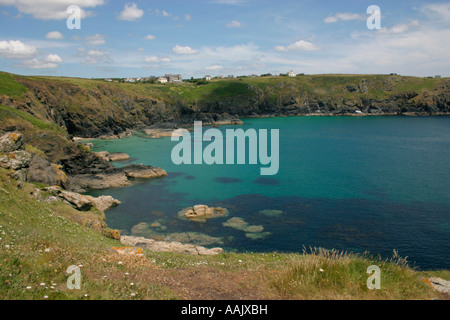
left=0, top=72, right=28, bottom=99
left=0, top=168, right=447, bottom=300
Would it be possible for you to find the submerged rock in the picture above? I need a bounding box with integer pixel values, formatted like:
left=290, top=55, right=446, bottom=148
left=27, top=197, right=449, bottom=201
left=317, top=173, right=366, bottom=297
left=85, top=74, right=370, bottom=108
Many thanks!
left=166, top=232, right=224, bottom=246
left=222, top=217, right=249, bottom=230
left=259, top=209, right=284, bottom=217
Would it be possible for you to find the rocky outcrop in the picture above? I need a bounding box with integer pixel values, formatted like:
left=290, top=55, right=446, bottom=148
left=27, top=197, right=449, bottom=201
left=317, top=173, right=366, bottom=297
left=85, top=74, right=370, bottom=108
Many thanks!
left=26, top=156, right=70, bottom=189
left=43, top=186, right=121, bottom=212
left=0, top=132, right=24, bottom=152
left=69, top=164, right=167, bottom=192
left=120, top=235, right=223, bottom=256
left=122, top=164, right=167, bottom=179
left=178, top=205, right=229, bottom=222
left=0, top=132, right=69, bottom=189
left=94, top=151, right=130, bottom=162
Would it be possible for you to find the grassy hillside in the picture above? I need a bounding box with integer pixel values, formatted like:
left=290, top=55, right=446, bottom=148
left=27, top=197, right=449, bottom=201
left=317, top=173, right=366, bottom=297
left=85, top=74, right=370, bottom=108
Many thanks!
left=0, top=168, right=448, bottom=300
left=0, top=71, right=448, bottom=139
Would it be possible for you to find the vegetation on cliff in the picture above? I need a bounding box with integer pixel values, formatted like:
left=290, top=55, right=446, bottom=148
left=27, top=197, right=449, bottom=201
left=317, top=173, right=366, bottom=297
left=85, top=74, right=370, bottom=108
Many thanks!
left=0, top=71, right=448, bottom=140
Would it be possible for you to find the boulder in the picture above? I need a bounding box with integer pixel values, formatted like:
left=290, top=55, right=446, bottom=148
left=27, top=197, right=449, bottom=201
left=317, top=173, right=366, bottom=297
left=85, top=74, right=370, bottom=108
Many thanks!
left=85, top=195, right=121, bottom=212
left=43, top=186, right=93, bottom=211
left=0, top=132, right=24, bottom=152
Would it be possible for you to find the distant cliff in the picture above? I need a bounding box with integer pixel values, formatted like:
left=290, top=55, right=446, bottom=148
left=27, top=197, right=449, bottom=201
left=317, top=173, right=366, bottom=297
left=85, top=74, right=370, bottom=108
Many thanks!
left=1, top=72, right=448, bottom=139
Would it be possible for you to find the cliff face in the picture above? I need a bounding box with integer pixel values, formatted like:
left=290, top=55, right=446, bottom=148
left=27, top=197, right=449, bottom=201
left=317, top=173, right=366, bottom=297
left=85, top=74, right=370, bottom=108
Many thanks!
left=1, top=73, right=449, bottom=140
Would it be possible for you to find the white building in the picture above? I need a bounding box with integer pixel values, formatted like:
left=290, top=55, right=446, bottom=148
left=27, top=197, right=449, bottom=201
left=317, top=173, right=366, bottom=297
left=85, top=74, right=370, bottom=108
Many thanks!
left=157, top=77, right=168, bottom=84
left=288, top=71, right=296, bottom=77
left=205, top=75, right=212, bottom=81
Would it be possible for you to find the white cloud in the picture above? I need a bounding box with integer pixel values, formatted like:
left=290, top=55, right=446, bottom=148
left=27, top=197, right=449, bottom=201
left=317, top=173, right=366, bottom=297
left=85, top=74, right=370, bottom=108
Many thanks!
left=185, top=14, right=191, bottom=21
left=0, top=0, right=105, bottom=20
left=117, top=2, right=143, bottom=21
left=226, top=20, right=242, bottom=28
left=421, top=2, right=450, bottom=21
left=205, top=64, right=224, bottom=70
left=380, top=20, right=420, bottom=34
left=144, top=35, right=156, bottom=40
left=324, top=12, right=366, bottom=23
left=144, top=55, right=171, bottom=63
left=44, top=53, right=62, bottom=63
left=46, top=31, right=64, bottom=39
left=172, top=45, right=198, bottom=55
left=85, top=34, right=106, bottom=45
left=0, top=40, right=37, bottom=58
left=79, top=49, right=112, bottom=65
left=275, top=40, right=320, bottom=52
left=18, top=53, right=62, bottom=69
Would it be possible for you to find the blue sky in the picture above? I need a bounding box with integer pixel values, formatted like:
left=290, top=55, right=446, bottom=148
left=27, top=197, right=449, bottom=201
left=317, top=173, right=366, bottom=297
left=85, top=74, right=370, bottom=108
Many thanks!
left=0, top=0, right=449, bottom=78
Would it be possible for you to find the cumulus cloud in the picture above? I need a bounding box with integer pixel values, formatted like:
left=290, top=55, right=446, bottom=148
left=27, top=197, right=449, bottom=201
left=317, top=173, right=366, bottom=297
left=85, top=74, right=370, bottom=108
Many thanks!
left=18, top=53, right=63, bottom=69
left=46, top=31, right=64, bottom=39
left=324, top=12, right=366, bottom=23
left=117, top=2, right=143, bottom=21
left=172, top=45, right=198, bottom=55
left=226, top=20, right=243, bottom=28
left=275, top=40, right=320, bottom=52
left=0, top=40, right=37, bottom=58
left=0, top=0, right=104, bottom=20
left=144, top=35, right=156, bottom=40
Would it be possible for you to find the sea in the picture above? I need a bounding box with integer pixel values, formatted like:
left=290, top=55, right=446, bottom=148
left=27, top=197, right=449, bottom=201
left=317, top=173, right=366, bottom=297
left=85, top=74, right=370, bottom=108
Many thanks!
left=86, top=116, right=450, bottom=270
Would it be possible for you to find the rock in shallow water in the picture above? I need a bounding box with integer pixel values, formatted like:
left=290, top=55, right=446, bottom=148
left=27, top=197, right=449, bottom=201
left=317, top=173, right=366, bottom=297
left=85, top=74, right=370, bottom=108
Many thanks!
left=178, top=205, right=229, bottom=222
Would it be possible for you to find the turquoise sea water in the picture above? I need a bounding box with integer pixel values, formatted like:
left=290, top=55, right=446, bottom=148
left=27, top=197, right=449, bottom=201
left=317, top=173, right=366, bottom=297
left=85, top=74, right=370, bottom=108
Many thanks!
left=87, top=116, right=450, bottom=270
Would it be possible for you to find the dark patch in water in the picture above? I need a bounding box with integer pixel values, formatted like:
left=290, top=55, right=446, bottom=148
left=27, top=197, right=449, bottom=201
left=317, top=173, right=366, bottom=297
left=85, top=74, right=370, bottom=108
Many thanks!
left=185, top=175, right=196, bottom=180
left=253, top=177, right=280, bottom=186
left=167, top=172, right=186, bottom=179
left=214, top=177, right=243, bottom=184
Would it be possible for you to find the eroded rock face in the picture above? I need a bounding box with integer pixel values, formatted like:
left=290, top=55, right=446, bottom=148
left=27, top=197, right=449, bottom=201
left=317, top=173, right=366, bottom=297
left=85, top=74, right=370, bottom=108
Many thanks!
left=0, top=150, right=32, bottom=170
left=0, top=132, right=24, bottom=153
left=27, top=156, right=70, bottom=189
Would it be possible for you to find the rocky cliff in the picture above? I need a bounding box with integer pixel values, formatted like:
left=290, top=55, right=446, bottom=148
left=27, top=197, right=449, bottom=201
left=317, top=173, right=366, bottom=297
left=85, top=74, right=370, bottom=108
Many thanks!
left=1, top=73, right=449, bottom=140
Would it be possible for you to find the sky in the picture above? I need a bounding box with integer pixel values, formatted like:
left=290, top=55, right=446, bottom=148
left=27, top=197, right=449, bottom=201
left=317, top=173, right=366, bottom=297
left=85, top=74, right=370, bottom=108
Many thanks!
left=0, top=0, right=449, bottom=79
